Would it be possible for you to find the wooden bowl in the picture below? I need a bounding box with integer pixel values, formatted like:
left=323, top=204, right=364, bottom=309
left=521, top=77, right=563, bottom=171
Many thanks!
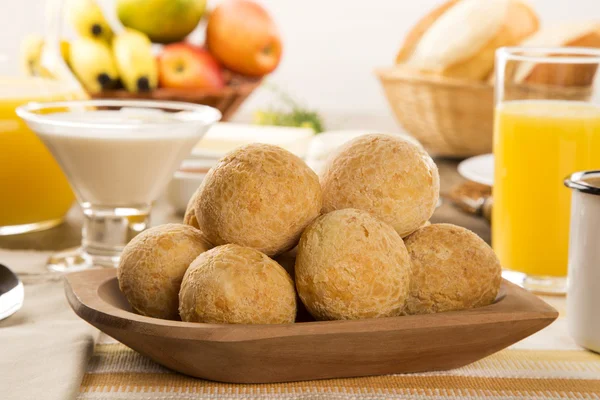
left=92, top=76, right=262, bottom=121
left=65, top=268, right=558, bottom=383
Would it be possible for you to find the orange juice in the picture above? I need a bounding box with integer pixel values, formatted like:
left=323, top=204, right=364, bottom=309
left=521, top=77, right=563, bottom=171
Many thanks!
left=0, top=78, right=78, bottom=233
left=493, top=100, right=600, bottom=277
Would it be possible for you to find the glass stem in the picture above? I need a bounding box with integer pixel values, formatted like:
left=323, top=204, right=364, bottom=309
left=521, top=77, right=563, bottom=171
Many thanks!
left=81, top=204, right=151, bottom=267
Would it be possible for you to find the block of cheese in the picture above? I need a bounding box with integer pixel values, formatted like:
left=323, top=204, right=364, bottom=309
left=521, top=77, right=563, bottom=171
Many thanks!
left=192, top=122, right=314, bottom=160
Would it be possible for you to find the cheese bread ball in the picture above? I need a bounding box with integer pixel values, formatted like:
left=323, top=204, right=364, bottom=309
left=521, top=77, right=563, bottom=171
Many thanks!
left=179, top=244, right=296, bottom=324
left=320, top=134, right=439, bottom=237
left=183, top=188, right=201, bottom=230
left=273, top=247, right=314, bottom=322
left=404, top=223, right=502, bottom=315
left=195, top=144, right=322, bottom=256
left=274, top=246, right=297, bottom=277
left=183, top=188, right=213, bottom=248
left=295, top=208, right=411, bottom=320
left=118, top=224, right=209, bottom=320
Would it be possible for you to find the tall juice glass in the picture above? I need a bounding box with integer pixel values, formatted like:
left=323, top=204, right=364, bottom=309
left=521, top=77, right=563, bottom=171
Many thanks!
left=493, top=47, right=600, bottom=294
left=0, top=78, right=79, bottom=235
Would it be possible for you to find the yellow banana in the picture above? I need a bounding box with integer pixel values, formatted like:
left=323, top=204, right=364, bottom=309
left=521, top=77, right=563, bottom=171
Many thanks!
left=66, top=0, right=114, bottom=42
left=58, top=41, right=72, bottom=68
left=20, top=34, right=44, bottom=76
left=69, top=37, right=119, bottom=93
left=112, top=29, right=158, bottom=93
left=21, top=34, right=72, bottom=78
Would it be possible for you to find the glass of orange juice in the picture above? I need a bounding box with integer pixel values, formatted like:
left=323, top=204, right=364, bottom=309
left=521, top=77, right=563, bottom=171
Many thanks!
left=493, top=47, right=600, bottom=294
left=0, top=77, right=79, bottom=235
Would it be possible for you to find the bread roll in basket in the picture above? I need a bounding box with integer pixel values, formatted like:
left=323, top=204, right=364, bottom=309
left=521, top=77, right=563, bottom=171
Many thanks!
left=396, top=0, right=538, bottom=81
left=511, top=22, right=600, bottom=87
left=379, top=0, right=600, bottom=157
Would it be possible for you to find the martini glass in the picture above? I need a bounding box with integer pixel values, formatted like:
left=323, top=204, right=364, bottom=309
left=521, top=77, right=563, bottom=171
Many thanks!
left=17, top=100, right=221, bottom=272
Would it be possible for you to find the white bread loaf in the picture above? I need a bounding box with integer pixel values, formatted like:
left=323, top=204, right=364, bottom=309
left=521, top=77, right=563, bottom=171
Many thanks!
left=396, top=0, right=539, bottom=81
left=513, top=22, right=600, bottom=86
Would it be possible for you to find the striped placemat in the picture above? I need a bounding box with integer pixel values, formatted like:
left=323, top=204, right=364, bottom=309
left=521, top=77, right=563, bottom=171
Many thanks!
left=78, top=343, right=600, bottom=399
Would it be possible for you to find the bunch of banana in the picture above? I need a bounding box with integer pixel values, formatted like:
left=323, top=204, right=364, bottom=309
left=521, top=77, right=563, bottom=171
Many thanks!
left=112, top=29, right=158, bottom=93
left=65, top=0, right=114, bottom=43
left=65, top=0, right=158, bottom=94
left=69, top=37, right=119, bottom=93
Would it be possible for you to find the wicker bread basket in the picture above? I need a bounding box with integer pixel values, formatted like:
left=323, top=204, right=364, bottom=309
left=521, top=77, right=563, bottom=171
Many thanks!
left=376, top=67, right=494, bottom=158
left=377, top=67, right=594, bottom=158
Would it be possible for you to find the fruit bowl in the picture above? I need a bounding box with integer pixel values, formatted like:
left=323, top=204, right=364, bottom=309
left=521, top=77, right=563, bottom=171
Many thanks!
left=30, top=0, right=276, bottom=122
left=65, top=268, right=558, bottom=383
left=92, top=75, right=262, bottom=121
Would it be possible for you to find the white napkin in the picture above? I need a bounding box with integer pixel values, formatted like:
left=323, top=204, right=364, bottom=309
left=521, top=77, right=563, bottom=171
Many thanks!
left=0, top=250, right=99, bottom=400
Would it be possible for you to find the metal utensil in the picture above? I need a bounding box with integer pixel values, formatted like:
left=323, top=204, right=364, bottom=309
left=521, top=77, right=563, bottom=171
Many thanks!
left=444, top=181, right=493, bottom=222
left=0, top=264, right=24, bottom=321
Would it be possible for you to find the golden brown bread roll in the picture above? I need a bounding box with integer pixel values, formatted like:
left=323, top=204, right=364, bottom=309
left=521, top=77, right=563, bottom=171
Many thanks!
left=183, top=187, right=201, bottom=230
left=295, top=209, right=412, bottom=321
left=179, top=244, right=297, bottom=324
left=273, top=247, right=314, bottom=322
left=513, top=23, right=600, bottom=86
left=404, top=223, right=501, bottom=315
left=396, top=0, right=539, bottom=80
left=118, top=224, right=210, bottom=320
left=195, top=143, right=322, bottom=257
left=395, top=0, right=460, bottom=64
left=183, top=187, right=215, bottom=248
left=320, top=134, right=439, bottom=238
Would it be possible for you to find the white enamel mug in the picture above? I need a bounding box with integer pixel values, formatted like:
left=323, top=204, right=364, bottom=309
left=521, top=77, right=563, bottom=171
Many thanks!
left=565, top=171, right=600, bottom=353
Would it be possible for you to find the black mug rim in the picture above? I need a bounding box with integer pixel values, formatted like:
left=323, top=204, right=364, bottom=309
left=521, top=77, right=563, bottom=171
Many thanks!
left=564, top=170, right=600, bottom=196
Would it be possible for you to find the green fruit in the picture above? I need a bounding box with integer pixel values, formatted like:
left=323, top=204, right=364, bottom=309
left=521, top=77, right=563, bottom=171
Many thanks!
left=116, top=0, right=206, bottom=43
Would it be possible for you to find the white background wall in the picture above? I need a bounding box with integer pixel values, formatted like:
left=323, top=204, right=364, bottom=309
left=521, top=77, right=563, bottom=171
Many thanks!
left=1, top=0, right=599, bottom=130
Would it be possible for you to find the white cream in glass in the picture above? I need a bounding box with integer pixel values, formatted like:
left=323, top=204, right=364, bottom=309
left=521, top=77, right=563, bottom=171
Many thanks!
left=17, top=100, right=221, bottom=272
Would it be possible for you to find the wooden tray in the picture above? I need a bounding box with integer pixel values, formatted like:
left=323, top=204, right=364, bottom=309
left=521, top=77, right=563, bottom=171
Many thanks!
left=65, top=268, right=558, bottom=383
left=91, top=77, right=262, bottom=122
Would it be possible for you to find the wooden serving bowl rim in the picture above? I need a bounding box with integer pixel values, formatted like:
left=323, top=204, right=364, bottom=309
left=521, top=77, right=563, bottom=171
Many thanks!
left=93, top=78, right=264, bottom=99
left=65, top=268, right=558, bottom=343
